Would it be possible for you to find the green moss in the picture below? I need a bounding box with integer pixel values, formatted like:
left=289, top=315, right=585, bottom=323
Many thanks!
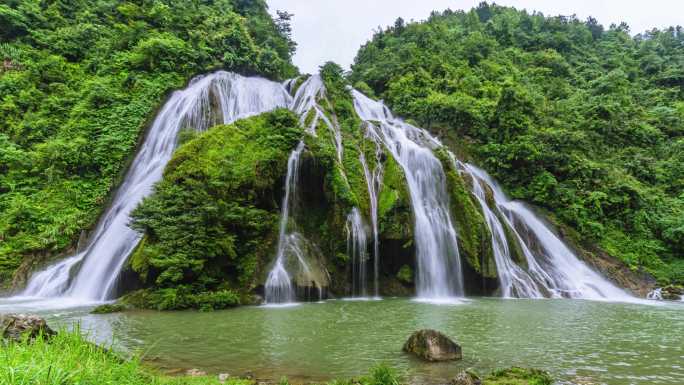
left=484, top=367, right=553, bottom=385
left=396, top=265, right=413, bottom=284
left=377, top=154, right=412, bottom=240
left=434, top=148, right=495, bottom=277
left=90, top=303, right=126, bottom=314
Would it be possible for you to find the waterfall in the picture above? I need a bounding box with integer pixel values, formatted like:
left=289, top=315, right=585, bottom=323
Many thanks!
left=264, top=142, right=306, bottom=304
left=359, top=137, right=383, bottom=297
left=460, top=163, right=544, bottom=298
left=463, top=164, right=633, bottom=300
left=289, top=75, right=343, bottom=163
left=346, top=208, right=369, bottom=297
left=352, top=90, right=464, bottom=301
left=20, top=72, right=292, bottom=302
left=16, top=70, right=636, bottom=306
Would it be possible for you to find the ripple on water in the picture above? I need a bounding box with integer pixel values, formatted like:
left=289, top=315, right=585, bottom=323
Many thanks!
left=1, top=297, right=682, bottom=385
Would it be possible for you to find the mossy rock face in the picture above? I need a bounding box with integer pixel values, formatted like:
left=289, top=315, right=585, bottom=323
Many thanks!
left=378, top=154, right=412, bottom=241
left=128, top=109, right=303, bottom=309
left=435, top=148, right=496, bottom=278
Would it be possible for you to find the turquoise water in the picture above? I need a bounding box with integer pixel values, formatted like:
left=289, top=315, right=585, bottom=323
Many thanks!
left=9, top=298, right=684, bottom=384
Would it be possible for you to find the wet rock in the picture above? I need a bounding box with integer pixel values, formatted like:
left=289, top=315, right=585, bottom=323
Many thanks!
left=185, top=368, right=207, bottom=377
left=1, top=314, right=56, bottom=342
left=402, top=329, right=462, bottom=361
left=662, top=285, right=683, bottom=300
left=450, top=370, right=481, bottom=385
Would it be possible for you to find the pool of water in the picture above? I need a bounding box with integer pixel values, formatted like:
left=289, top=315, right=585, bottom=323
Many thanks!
left=2, top=297, right=683, bottom=384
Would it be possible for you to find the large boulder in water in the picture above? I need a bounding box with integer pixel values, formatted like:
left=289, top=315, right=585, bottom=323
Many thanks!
left=402, top=329, right=462, bottom=361
left=1, top=314, right=56, bottom=342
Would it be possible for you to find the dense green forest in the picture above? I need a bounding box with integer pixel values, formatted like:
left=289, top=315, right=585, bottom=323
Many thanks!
left=351, top=2, right=684, bottom=284
left=0, top=0, right=296, bottom=287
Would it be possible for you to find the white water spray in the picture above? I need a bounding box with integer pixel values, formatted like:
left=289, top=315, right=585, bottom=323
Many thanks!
left=264, top=142, right=307, bottom=304
left=346, top=208, right=370, bottom=297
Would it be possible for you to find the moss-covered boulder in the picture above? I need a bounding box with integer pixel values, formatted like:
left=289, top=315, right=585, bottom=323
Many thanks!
left=402, top=329, right=462, bottom=362
left=128, top=109, right=303, bottom=310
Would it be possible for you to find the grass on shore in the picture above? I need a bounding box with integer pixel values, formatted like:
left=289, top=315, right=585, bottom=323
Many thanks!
left=0, top=329, right=400, bottom=385
left=0, top=329, right=244, bottom=385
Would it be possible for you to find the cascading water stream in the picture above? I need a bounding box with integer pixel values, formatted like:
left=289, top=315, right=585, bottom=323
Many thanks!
left=20, top=72, right=292, bottom=302
left=359, top=140, right=383, bottom=298
left=346, top=208, right=370, bottom=297
left=352, top=90, right=464, bottom=301
left=264, top=142, right=308, bottom=304
left=289, top=75, right=343, bottom=162
left=13, top=71, right=637, bottom=308
left=463, top=164, right=633, bottom=300
left=460, top=163, right=544, bottom=298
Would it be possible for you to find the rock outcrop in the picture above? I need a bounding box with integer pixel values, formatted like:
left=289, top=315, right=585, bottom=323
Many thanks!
left=1, top=314, right=56, bottom=342
left=402, top=329, right=462, bottom=361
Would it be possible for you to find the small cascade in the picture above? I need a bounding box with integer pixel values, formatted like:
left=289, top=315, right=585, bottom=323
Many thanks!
left=346, top=208, right=370, bottom=297
left=463, top=164, right=632, bottom=300
left=647, top=288, right=663, bottom=300
left=359, top=135, right=384, bottom=297
left=21, top=72, right=292, bottom=301
left=352, top=91, right=464, bottom=301
left=460, top=163, right=544, bottom=298
left=289, top=75, right=343, bottom=162
left=265, top=142, right=306, bottom=304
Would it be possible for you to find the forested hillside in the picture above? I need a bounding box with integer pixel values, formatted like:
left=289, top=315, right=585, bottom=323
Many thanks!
left=351, top=2, right=684, bottom=284
left=0, top=0, right=296, bottom=286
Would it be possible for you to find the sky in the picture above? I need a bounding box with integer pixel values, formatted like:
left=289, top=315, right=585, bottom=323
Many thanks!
left=266, top=0, right=684, bottom=74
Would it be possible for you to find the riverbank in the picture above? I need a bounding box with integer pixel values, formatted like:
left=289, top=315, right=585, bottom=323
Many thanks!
left=1, top=327, right=554, bottom=385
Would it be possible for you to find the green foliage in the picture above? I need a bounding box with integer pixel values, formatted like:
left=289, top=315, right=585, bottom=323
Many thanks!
left=130, top=109, right=302, bottom=310
left=90, top=303, right=126, bottom=314
left=0, top=0, right=297, bottom=287
left=351, top=3, right=684, bottom=282
left=396, top=265, right=413, bottom=284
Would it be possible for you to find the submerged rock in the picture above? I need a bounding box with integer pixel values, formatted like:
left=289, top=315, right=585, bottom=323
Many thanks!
left=450, top=370, right=481, bottom=385
left=402, top=329, right=462, bottom=361
left=485, top=367, right=552, bottom=385
left=91, top=303, right=126, bottom=314
left=1, top=314, right=56, bottom=342
left=185, top=368, right=207, bottom=377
